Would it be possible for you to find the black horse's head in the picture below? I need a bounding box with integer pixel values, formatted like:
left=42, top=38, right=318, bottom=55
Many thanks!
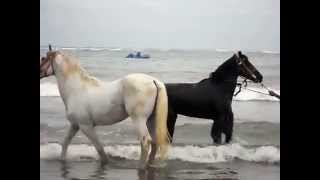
left=209, top=52, right=263, bottom=145
left=236, top=51, right=263, bottom=83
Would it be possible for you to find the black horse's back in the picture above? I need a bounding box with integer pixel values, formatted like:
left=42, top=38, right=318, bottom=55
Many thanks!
left=166, top=82, right=220, bottom=119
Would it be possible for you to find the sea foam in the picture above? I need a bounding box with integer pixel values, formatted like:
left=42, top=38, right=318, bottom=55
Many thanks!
left=40, top=143, right=279, bottom=164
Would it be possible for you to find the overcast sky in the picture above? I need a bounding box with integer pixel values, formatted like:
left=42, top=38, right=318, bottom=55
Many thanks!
left=40, top=0, right=279, bottom=51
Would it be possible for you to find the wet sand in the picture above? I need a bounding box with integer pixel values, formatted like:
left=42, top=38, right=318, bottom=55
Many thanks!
left=40, top=159, right=279, bottom=180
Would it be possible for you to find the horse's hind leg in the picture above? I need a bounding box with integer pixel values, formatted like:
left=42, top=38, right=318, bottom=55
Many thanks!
left=61, top=124, right=79, bottom=160
left=132, top=117, right=152, bottom=168
left=79, top=124, right=108, bottom=164
left=148, top=143, right=157, bottom=165
left=211, top=117, right=223, bottom=144
left=167, top=106, right=177, bottom=143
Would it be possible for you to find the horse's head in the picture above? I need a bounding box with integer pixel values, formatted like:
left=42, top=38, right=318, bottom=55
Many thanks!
left=236, top=51, right=263, bottom=83
left=40, top=45, right=57, bottom=79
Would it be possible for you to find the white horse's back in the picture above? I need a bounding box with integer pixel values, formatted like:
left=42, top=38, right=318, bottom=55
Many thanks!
left=65, top=73, right=163, bottom=127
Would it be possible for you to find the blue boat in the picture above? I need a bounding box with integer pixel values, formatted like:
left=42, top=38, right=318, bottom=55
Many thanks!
left=126, top=52, right=150, bottom=59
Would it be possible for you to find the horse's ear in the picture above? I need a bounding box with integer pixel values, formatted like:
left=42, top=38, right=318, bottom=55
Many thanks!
left=49, top=44, right=52, bottom=51
left=238, top=51, right=242, bottom=56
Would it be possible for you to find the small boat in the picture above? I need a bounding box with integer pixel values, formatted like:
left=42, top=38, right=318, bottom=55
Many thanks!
left=126, top=52, right=150, bottom=59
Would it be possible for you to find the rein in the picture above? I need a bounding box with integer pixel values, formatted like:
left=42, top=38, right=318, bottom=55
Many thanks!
left=233, top=78, right=280, bottom=100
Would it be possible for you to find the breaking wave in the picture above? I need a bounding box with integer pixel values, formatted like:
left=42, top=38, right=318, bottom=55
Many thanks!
left=40, top=143, right=279, bottom=164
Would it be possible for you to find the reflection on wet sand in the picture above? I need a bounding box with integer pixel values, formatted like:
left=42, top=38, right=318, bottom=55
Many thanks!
left=58, top=160, right=240, bottom=180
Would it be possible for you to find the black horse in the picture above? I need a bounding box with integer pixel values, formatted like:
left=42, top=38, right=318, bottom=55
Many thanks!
left=165, top=51, right=263, bottom=144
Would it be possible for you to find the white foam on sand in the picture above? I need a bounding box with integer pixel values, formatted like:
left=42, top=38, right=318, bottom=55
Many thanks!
left=40, top=143, right=279, bottom=164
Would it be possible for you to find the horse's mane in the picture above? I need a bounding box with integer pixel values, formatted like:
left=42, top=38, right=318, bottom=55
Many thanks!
left=208, top=54, right=238, bottom=82
left=58, top=51, right=100, bottom=86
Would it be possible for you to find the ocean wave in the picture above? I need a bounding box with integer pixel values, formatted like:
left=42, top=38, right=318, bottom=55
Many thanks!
left=40, top=143, right=279, bottom=164
left=260, top=50, right=280, bottom=54
left=61, top=47, right=78, bottom=50
left=214, top=49, right=280, bottom=54
left=40, top=82, right=60, bottom=97
left=41, top=47, right=123, bottom=52
left=40, top=82, right=279, bottom=101
left=215, top=49, right=232, bottom=52
left=64, top=47, right=123, bottom=52
left=108, top=48, right=122, bottom=51
left=65, top=47, right=106, bottom=51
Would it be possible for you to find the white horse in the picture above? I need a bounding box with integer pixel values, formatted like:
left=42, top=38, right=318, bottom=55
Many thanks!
left=40, top=47, right=170, bottom=167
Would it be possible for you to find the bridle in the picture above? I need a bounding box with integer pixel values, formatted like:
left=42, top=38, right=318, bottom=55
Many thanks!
left=234, top=53, right=257, bottom=96
left=236, top=53, right=258, bottom=80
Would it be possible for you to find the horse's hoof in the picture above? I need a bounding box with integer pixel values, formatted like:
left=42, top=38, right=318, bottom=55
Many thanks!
left=138, top=163, right=148, bottom=170
left=213, top=141, right=223, bottom=146
left=100, top=156, right=109, bottom=166
left=100, top=160, right=108, bottom=166
left=148, top=161, right=167, bottom=168
left=59, top=156, right=67, bottom=162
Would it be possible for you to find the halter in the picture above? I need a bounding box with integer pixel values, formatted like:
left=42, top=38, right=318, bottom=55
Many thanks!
left=234, top=79, right=247, bottom=96
left=232, top=53, right=280, bottom=99
left=236, top=53, right=257, bottom=80
left=234, top=53, right=250, bottom=96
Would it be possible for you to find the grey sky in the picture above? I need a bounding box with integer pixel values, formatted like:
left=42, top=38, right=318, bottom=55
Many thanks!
left=40, top=0, right=279, bottom=51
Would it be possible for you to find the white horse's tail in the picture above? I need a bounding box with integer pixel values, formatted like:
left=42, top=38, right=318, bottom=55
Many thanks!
left=152, top=80, right=170, bottom=160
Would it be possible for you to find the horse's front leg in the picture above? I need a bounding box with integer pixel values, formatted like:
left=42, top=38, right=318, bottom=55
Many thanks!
left=61, top=124, right=79, bottom=161
left=224, top=111, right=234, bottom=143
left=79, top=124, right=108, bottom=164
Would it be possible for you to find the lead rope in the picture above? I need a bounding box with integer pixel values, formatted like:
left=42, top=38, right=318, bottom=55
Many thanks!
left=234, top=78, right=247, bottom=96
left=260, top=83, right=280, bottom=99
left=234, top=80, right=280, bottom=100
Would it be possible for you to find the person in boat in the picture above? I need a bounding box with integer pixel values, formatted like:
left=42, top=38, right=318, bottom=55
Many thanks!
left=136, top=51, right=142, bottom=58
left=126, top=53, right=134, bottom=58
